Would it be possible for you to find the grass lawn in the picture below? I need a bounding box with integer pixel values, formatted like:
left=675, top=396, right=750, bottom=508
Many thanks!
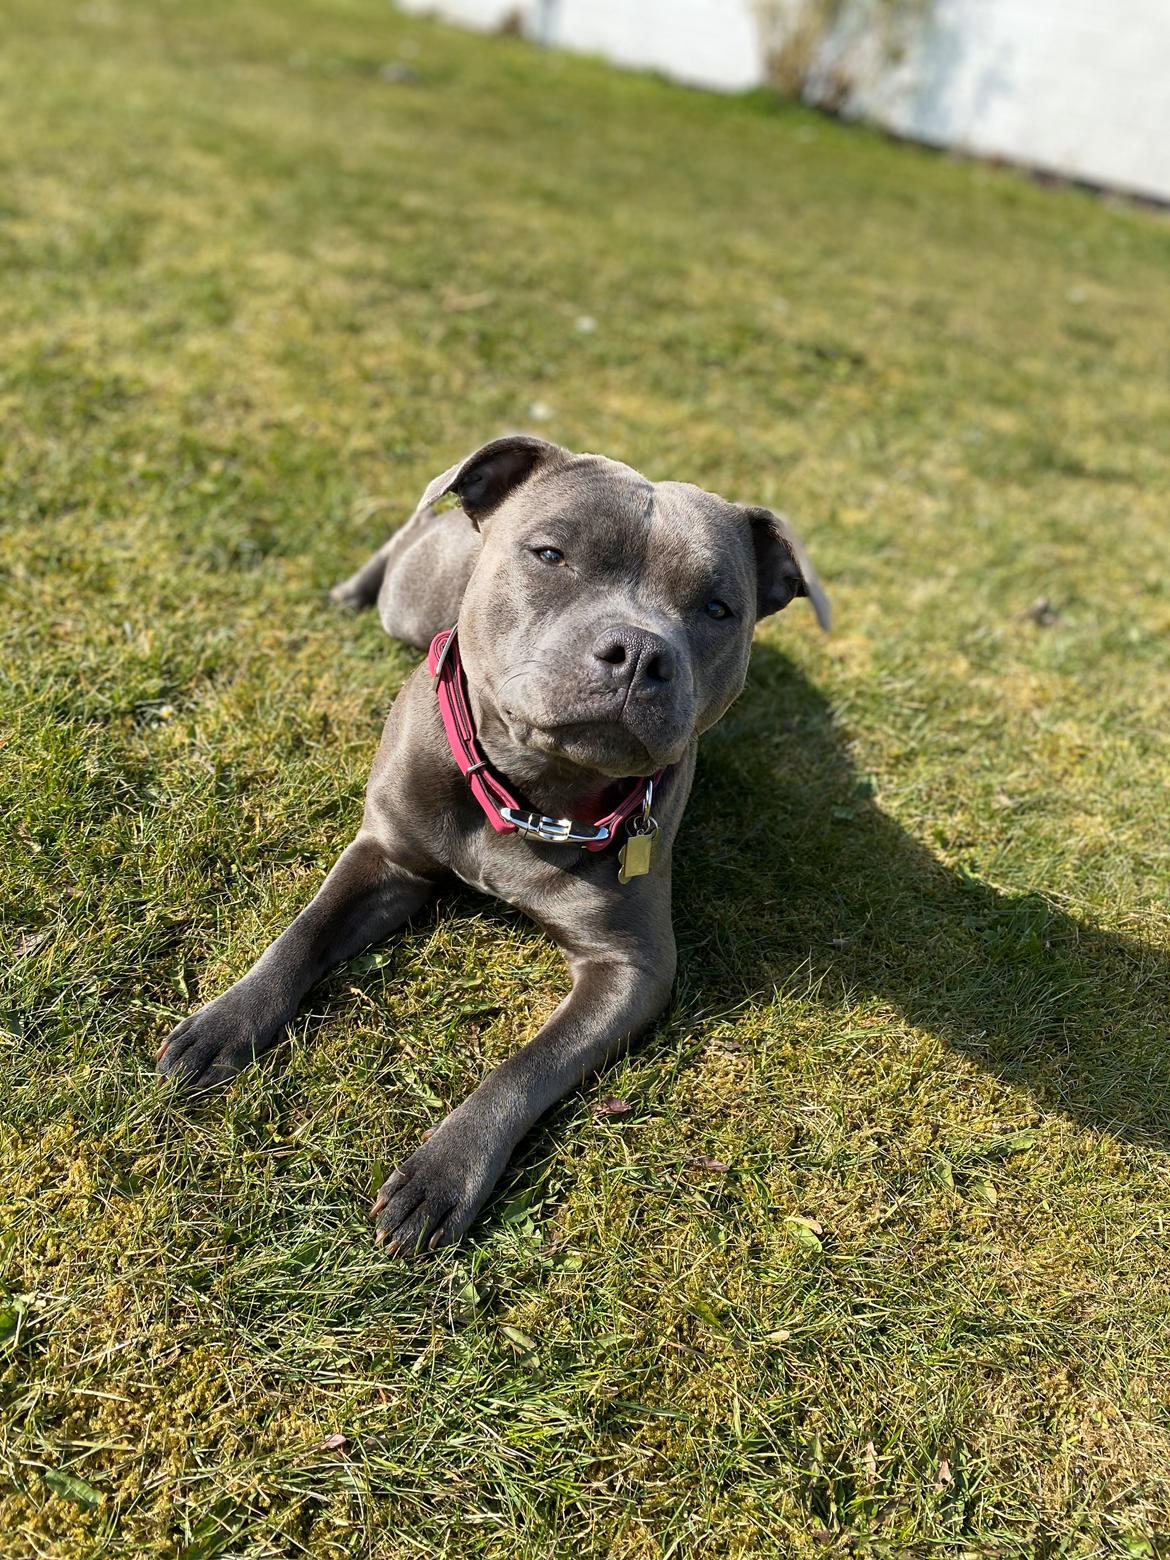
left=3, top=0, right=1170, bottom=1553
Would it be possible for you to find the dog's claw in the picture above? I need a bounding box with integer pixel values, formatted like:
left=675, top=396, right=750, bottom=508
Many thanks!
left=370, top=1130, right=497, bottom=1259
left=156, top=993, right=270, bottom=1093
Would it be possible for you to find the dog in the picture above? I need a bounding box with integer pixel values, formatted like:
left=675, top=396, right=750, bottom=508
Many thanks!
left=157, top=436, right=830, bottom=1254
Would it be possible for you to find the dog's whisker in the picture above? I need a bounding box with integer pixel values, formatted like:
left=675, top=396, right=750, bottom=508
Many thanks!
left=497, top=661, right=546, bottom=693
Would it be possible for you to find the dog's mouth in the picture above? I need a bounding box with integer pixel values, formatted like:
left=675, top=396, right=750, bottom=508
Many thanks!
left=522, top=720, right=657, bottom=777
left=501, top=700, right=688, bottom=777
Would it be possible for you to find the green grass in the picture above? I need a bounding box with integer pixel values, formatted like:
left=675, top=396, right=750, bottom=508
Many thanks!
left=2, top=0, right=1170, bottom=1554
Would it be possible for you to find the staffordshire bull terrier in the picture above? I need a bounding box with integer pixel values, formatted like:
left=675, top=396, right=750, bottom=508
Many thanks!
left=157, top=436, right=829, bottom=1254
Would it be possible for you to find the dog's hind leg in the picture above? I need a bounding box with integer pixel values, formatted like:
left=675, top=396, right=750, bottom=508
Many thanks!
left=373, top=513, right=478, bottom=649
left=331, top=537, right=395, bottom=612
left=331, top=492, right=444, bottom=614
left=333, top=500, right=480, bottom=650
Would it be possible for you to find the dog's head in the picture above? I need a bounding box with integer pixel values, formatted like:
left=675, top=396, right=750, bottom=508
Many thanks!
left=416, top=435, right=829, bottom=779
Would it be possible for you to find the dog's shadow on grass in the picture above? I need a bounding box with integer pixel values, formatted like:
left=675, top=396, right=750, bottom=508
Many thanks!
left=676, top=644, right=1170, bottom=1149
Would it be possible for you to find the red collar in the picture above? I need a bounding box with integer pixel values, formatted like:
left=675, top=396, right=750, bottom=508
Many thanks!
left=428, top=627, right=664, bottom=852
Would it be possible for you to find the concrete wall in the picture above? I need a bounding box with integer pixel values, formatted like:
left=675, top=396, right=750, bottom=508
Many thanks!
left=397, top=0, right=1170, bottom=203
left=806, top=0, right=1170, bottom=203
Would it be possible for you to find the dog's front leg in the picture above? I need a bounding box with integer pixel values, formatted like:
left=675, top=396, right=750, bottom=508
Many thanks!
left=157, top=834, right=435, bottom=1091
left=372, top=940, right=676, bottom=1255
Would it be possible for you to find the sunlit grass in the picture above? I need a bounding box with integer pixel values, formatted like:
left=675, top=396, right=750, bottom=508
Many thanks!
left=2, top=0, right=1170, bottom=1554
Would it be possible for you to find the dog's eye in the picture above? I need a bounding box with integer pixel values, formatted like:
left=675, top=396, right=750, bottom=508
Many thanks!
left=705, top=599, right=731, bottom=620
left=534, top=546, right=564, bottom=565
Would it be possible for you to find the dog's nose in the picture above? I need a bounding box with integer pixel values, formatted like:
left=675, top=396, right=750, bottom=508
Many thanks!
left=592, top=626, right=676, bottom=688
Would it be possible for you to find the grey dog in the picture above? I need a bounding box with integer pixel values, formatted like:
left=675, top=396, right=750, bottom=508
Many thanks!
left=157, top=436, right=829, bottom=1254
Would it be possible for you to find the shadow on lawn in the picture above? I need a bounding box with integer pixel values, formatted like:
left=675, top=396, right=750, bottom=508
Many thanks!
left=675, top=644, right=1170, bottom=1149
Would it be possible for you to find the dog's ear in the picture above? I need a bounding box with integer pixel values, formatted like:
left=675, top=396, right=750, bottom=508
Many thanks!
left=740, top=506, right=831, bottom=631
left=417, top=435, right=565, bottom=529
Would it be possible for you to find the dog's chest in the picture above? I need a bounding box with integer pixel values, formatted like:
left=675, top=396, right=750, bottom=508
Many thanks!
left=448, top=828, right=594, bottom=910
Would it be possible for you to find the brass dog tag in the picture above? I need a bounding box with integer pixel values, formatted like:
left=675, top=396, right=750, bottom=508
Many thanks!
left=618, top=832, right=655, bottom=884
left=618, top=784, right=660, bottom=884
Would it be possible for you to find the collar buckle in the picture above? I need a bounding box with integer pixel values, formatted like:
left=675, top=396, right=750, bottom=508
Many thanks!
left=498, top=808, right=611, bottom=846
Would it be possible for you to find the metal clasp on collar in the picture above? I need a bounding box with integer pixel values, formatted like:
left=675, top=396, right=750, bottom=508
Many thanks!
left=636, top=778, right=655, bottom=831
left=498, top=808, right=611, bottom=846
left=431, top=627, right=458, bottom=679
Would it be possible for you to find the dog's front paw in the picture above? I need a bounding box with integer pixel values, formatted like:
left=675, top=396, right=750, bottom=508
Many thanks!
left=371, top=1124, right=506, bottom=1256
left=156, top=989, right=275, bottom=1093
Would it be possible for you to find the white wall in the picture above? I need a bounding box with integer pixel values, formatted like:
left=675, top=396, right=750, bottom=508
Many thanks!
left=553, top=0, right=761, bottom=91
left=396, top=0, right=763, bottom=89
left=812, top=0, right=1170, bottom=203
left=398, top=0, right=1170, bottom=202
